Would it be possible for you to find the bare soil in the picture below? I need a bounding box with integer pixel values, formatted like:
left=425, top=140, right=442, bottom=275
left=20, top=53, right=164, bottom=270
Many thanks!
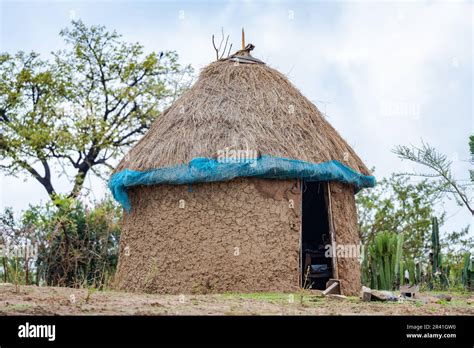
left=0, top=284, right=472, bottom=316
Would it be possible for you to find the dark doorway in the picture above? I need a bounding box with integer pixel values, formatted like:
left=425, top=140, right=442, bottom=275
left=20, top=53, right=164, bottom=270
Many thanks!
left=301, top=181, right=333, bottom=289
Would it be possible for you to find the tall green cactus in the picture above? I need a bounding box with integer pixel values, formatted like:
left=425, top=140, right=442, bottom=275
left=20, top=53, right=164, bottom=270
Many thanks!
left=394, top=232, right=404, bottom=285
left=368, top=231, right=404, bottom=290
left=462, top=252, right=473, bottom=290
left=430, top=217, right=449, bottom=289
left=431, top=217, right=441, bottom=274
left=415, top=262, right=421, bottom=285
left=399, top=259, right=405, bottom=286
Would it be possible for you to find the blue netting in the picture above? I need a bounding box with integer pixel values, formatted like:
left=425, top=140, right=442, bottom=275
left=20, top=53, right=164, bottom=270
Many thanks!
left=109, top=155, right=376, bottom=212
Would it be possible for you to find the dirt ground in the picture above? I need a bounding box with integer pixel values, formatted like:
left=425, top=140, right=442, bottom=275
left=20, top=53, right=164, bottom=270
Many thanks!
left=0, top=283, right=473, bottom=315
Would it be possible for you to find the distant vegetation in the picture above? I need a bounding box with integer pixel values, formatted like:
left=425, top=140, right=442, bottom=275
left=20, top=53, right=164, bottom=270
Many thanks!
left=358, top=139, right=474, bottom=291
left=0, top=197, right=121, bottom=288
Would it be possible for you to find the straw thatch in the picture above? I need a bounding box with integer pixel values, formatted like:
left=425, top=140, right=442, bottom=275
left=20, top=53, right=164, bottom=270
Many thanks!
left=115, top=50, right=370, bottom=176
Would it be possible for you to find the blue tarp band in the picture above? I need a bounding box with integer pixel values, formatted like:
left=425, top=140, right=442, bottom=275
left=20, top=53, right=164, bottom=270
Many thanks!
left=109, top=155, right=376, bottom=212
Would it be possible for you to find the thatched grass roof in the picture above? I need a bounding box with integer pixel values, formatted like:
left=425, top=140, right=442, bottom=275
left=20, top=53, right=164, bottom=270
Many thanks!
left=115, top=50, right=371, bottom=176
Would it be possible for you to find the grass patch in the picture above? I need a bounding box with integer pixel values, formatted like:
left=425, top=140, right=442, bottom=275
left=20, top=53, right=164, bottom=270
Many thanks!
left=443, top=299, right=471, bottom=307
left=345, top=296, right=361, bottom=303
left=422, top=290, right=469, bottom=296
left=5, top=303, right=33, bottom=312
left=221, top=292, right=290, bottom=303
left=414, top=301, right=424, bottom=308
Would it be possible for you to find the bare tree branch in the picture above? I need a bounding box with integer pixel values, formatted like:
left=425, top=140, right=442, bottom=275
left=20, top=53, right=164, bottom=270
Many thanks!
left=393, top=141, right=474, bottom=215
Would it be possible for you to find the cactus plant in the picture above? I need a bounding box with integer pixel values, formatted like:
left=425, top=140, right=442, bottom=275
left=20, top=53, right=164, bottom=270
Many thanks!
left=429, top=217, right=450, bottom=289
left=431, top=217, right=441, bottom=274
left=462, top=252, right=473, bottom=290
left=415, top=262, right=421, bottom=284
left=394, top=232, right=404, bottom=285
left=367, top=231, right=404, bottom=290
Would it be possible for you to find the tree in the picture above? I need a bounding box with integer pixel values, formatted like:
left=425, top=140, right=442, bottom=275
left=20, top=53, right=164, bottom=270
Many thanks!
left=356, top=174, right=444, bottom=260
left=0, top=20, right=193, bottom=200
left=393, top=141, right=474, bottom=215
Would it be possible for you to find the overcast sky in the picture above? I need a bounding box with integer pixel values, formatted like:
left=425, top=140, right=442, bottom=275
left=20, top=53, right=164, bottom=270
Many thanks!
left=0, top=0, right=472, bottom=235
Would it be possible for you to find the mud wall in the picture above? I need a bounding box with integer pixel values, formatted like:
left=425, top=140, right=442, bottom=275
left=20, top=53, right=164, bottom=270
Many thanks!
left=115, top=178, right=301, bottom=294
left=329, top=182, right=361, bottom=296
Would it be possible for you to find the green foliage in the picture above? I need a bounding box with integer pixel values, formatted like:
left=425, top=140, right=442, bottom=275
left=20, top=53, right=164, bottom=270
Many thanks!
left=431, top=217, right=442, bottom=275
left=357, top=173, right=443, bottom=261
left=394, top=141, right=473, bottom=215
left=0, top=207, right=36, bottom=286
left=430, top=218, right=449, bottom=289
left=0, top=20, right=193, bottom=199
left=364, top=231, right=403, bottom=290
left=385, top=138, right=474, bottom=290
left=0, top=197, right=121, bottom=288
left=461, top=253, right=473, bottom=290
left=427, top=218, right=473, bottom=290
left=404, top=259, right=416, bottom=285
left=357, top=173, right=474, bottom=290
left=394, top=229, right=403, bottom=278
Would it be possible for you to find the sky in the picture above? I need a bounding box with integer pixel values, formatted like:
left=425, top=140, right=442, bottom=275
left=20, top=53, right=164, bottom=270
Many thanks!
left=0, top=0, right=472, bottom=236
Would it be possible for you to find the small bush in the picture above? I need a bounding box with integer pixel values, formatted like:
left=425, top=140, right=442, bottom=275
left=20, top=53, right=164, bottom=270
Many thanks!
left=0, top=196, right=121, bottom=289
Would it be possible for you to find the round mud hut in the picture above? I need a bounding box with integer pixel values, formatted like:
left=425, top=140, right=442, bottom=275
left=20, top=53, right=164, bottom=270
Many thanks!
left=110, top=44, right=375, bottom=296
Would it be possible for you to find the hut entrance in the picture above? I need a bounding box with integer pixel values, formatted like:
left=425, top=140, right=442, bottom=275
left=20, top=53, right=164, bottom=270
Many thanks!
left=301, top=181, right=333, bottom=290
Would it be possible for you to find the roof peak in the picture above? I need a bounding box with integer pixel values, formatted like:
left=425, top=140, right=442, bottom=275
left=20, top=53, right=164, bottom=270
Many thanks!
left=233, top=43, right=255, bottom=56
left=228, top=43, right=264, bottom=65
